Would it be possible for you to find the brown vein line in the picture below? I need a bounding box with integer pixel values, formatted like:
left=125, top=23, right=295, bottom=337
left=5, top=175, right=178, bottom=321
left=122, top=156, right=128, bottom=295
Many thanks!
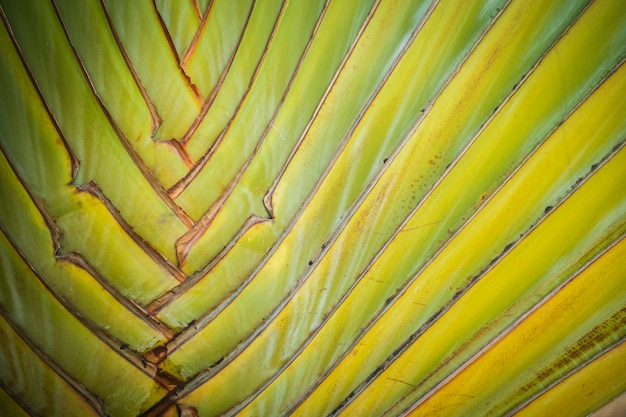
left=155, top=0, right=386, bottom=359
left=174, top=0, right=292, bottom=264
left=150, top=0, right=204, bottom=105
left=151, top=0, right=182, bottom=63
left=330, top=137, right=626, bottom=417
left=505, top=338, right=626, bottom=417
left=190, top=0, right=202, bottom=21
left=398, top=233, right=626, bottom=417
left=170, top=0, right=257, bottom=188
left=95, top=0, right=161, bottom=136
left=146, top=0, right=333, bottom=308
left=180, top=0, right=215, bottom=68
left=0, top=141, right=177, bottom=340
left=76, top=181, right=187, bottom=282
left=0, top=297, right=105, bottom=414
left=180, top=0, right=214, bottom=68
left=0, top=382, right=37, bottom=417
left=52, top=0, right=195, bottom=229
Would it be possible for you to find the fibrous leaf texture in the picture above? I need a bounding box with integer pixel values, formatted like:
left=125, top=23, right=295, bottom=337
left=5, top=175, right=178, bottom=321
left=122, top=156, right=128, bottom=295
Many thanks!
left=0, top=0, right=625, bottom=416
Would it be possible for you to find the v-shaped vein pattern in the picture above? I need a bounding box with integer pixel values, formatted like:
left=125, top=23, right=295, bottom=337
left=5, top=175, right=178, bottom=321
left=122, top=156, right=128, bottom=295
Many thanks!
left=0, top=0, right=625, bottom=416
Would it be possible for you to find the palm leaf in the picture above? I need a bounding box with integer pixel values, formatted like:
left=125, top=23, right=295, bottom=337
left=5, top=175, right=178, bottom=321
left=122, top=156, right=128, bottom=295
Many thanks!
left=1, top=0, right=625, bottom=416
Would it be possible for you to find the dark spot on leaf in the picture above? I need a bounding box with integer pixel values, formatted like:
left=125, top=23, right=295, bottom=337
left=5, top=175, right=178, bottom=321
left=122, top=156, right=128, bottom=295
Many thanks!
left=544, top=205, right=554, bottom=214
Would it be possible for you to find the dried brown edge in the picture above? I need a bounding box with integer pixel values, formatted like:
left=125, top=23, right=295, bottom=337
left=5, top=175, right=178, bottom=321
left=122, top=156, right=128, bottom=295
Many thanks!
left=169, top=0, right=258, bottom=197
left=399, top=235, right=626, bottom=416
left=180, top=0, right=214, bottom=68
left=174, top=0, right=291, bottom=265
left=151, top=0, right=384, bottom=357
left=330, top=138, right=626, bottom=417
left=150, top=0, right=204, bottom=105
left=52, top=0, right=195, bottom=229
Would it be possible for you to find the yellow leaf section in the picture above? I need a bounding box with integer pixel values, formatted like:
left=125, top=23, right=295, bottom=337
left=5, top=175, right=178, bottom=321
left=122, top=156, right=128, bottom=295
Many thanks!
left=514, top=340, right=626, bottom=417
left=240, top=3, right=626, bottom=414
left=403, top=237, right=626, bottom=416
left=0, top=315, right=101, bottom=417
left=338, top=143, right=626, bottom=416
left=0, top=232, right=168, bottom=417
left=101, top=0, right=202, bottom=141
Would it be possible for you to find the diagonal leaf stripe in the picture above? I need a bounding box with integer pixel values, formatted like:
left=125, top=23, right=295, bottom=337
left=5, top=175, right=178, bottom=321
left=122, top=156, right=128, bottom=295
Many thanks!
left=0, top=0, right=624, bottom=416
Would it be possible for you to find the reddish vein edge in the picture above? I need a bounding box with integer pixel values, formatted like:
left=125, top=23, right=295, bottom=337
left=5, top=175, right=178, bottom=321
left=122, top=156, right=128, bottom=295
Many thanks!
left=180, top=0, right=214, bottom=68
left=0, top=208, right=181, bottom=392
left=150, top=0, right=204, bottom=105
left=156, top=0, right=385, bottom=352
left=190, top=0, right=202, bottom=22
left=165, top=0, right=613, bottom=412
left=140, top=0, right=388, bottom=413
